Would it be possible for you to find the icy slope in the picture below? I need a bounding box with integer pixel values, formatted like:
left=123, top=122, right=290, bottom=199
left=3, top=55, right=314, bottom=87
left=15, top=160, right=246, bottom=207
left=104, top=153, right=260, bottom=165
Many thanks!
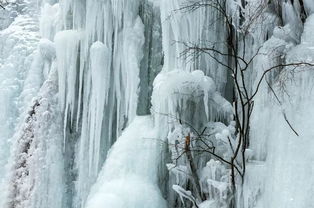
left=85, top=116, right=167, bottom=208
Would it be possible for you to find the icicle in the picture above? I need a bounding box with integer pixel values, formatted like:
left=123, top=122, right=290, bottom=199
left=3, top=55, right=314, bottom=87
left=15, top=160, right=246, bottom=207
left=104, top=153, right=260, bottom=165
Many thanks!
left=152, top=70, right=232, bottom=134
left=88, top=41, right=111, bottom=175
left=74, top=1, right=145, bottom=206
left=159, top=0, right=228, bottom=93
left=121, top=17, right=145, bottom=121
left=40, top=3, right=60, bottom=40
left=54, top=30, right=81, bottom=131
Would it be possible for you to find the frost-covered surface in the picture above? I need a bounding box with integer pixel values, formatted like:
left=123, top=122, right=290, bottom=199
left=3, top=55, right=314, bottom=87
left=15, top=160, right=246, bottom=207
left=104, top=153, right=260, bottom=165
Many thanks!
left=85, top=116, right=166, bottom=208
left=0, top=1, right=65, bottom=206
left=1, top=0, right=314, bottom=208
left=5, top=68, right=65, bottom=208
left=0, top=3, right=41, bottom=206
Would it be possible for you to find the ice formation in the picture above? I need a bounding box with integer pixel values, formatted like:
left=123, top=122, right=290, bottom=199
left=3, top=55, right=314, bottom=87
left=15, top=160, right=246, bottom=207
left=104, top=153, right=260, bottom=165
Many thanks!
left=244, top=13, right=314, bottom=208
left=85, top=116, right=167, bottom=208
left=0, top=0, right=314, bottom=208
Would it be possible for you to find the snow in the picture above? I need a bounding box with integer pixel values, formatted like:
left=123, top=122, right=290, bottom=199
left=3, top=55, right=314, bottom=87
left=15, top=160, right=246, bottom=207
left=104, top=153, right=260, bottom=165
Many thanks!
left=85, top=116, right=167, bottom=208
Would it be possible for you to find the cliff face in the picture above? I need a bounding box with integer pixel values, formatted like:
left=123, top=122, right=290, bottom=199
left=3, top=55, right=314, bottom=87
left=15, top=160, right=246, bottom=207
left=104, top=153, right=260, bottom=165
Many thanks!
left=0, top=0, right=314, bottom=208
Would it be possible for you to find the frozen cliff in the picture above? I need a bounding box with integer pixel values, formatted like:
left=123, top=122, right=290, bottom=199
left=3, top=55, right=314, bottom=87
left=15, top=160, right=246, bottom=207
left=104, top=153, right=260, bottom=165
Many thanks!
left=0, top=0, right=314, bottom=208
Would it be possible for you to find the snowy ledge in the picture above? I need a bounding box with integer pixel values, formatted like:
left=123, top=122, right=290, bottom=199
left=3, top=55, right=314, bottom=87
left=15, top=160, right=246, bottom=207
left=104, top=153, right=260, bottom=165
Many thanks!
left=152, top=70, right=233, bottom=123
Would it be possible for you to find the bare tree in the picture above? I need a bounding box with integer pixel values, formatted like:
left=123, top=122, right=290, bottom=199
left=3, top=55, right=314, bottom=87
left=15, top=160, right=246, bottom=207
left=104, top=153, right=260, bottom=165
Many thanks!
left=165, top=0, right=314, bottom=207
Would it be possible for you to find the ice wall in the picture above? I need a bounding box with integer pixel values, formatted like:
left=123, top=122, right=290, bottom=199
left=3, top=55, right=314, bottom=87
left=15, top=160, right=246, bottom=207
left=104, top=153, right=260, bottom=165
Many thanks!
left=243, top=4, right=314, bottom=208
left=69, top=1, right=146, bottom=206
left=1, top=0, right=314, bottom=208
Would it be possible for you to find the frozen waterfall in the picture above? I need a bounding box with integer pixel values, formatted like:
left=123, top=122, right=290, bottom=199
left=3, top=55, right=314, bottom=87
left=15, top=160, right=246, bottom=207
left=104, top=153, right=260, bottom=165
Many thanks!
left=1, top=0, right=314, bottom=208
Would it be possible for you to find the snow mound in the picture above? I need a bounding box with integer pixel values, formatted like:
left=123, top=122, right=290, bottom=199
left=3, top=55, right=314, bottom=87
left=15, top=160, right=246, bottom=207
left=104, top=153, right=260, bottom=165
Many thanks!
left=85, top=116, right=166, bottom=208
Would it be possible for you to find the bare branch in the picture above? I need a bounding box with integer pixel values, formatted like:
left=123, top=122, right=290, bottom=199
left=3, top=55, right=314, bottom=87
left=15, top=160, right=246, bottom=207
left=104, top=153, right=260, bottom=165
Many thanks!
left=266, top=80, right=299, bottom=137
left=248, top=62, right=314, bottom=104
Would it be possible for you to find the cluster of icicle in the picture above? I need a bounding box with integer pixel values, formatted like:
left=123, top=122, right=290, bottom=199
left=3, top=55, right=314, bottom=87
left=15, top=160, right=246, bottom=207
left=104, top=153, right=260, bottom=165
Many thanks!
left=2, top=0, right=314, bottom=208
left=0, top=0, right=240, bottom=207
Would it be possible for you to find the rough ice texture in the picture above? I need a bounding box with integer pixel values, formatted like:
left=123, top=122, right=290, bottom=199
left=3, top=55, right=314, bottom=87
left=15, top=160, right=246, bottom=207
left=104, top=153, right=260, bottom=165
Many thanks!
left=0, top=9, right=41, bottom=207
left=4, top=67, right=64, bottom=208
